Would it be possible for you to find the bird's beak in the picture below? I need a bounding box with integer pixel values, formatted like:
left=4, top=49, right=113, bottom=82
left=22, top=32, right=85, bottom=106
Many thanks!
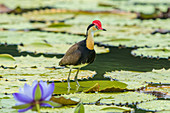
left=102, top=28, right=106, bottom=31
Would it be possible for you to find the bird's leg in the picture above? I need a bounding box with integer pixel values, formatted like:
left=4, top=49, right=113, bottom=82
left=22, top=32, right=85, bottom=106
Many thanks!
left=67, top=67, right=72, bottom=89
left=74, top=68, right=80, bottom=87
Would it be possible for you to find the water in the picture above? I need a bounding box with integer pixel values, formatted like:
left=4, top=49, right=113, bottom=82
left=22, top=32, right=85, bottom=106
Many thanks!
left=0, top=44, right=169, bottom=80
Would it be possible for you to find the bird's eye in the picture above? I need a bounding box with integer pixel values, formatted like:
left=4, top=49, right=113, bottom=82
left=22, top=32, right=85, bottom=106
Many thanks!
left=95, top=25, right=98, bottom=30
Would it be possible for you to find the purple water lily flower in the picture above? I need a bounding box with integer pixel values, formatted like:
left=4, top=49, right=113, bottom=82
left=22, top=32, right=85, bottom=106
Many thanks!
left=13, top=80, right=60, bottom=112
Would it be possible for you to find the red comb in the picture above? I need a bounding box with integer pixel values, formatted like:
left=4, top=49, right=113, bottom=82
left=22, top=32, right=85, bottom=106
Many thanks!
left=92, top=20, right=103, bottom=30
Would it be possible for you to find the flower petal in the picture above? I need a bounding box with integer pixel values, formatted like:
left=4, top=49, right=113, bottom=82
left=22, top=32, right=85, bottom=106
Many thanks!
left=19, top=88, right=24, bottom=94
left=13, top=93, right=33, bottom=103
left=15, top=102, right=26, bottom=106
left=43, top=83, right=54, bottom=100
left=18, top=106, right=33, bottom=113
left=32, top=80, right=38, bottom=88
left=44, top=95, right=52, bottom=101
left=23, top=83, right=33, bottom=100
left=39, top=80, right=48, bottom=99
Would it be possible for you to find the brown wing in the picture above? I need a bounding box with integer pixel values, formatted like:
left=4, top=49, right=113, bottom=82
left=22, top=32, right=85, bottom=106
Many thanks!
left=59, top=44, right=81, bottom=66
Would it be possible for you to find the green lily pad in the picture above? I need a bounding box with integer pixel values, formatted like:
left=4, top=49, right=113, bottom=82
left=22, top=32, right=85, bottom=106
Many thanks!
left=137, top=100, right=170, bottom=112
left=0, top=67, right=96, bottom=93
left=0, top=54, right=15, bottom=61
left=0, top=31, right=82, bottom=45
left=0, top=14, right=27, bottom=24
left=131, top=47, right=170, bottom=59
left=62, top=92, right=156, bottom=105
left=53, top=80, right=127, bottom=94
left=0, top=31, right=109, bottom=54
left=0, top=22, right=46, bottom=30
left=0, top=55, right=60, bottom=67
left=23, top=11, right=75, bottom=22
left=99, top=92, right=156, bottom=105
left=48, top=23, right=72, bottom=28
left=104, top=69, right=170, bottom=89
left=41, top=105, right=134, bottom=113
left=50, top=96, right=80, bottom=105
left=0, top=0, right=57, bottom=9
left=18, top=43, right=109, bottom=54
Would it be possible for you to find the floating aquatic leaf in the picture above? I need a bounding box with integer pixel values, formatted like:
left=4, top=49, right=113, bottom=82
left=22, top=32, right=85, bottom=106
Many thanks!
left=84, top=83, right=100, bottom=93
left=137, top=100, right=170, bottom=112
left=0, top=55, right=60, bottom=67
left=0, top=54, right=15, bottom=61
left=131, top=47, right=170, bottom=59
left=53, top=80, right=127, bottom=94
left=0, top=14, right=27, bottom=24
left=99, top=92, right=156, bottom=105
left=62, top=92, right=156, bottom=105
left=18, top=43, right=109, bottom=54
left=50, top=96, right=80, bottom=105
left=0, top=67, right=96, bottom=93
left=40, top=105, right=133, bottom=113
left=104, top=69, right=170, bottom=89
left=23, top=12, right=75, bottom=22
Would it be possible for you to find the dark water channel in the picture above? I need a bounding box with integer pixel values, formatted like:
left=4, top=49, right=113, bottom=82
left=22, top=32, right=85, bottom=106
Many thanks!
left=0, top=44, right=169, bottom=80
left=83, top=46, right=170, bottom=79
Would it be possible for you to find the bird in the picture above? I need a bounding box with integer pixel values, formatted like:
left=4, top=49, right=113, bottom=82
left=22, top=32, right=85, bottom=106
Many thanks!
left=59, top=20, right=106, bottom=89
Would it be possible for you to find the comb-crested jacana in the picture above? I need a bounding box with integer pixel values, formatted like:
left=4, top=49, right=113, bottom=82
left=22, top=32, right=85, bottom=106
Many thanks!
left=59, top=20, right=106, bottom=89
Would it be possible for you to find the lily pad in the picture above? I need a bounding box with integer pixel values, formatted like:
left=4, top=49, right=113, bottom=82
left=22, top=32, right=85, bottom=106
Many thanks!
left=0, top=67, right=96, bottom=80
left=50, top=96, right=80, bottom=105
left=0, top=31, right=109, bottom=54
left=0, top=67, right=96, bottom=93
left=137, top=100, right=170, bottom=112
left=131, top=47, right=170, bottom=59
left=23, top=11, right=75, bottom=22
left=0, top=54, right=15, bottom=61
left=104, top=69, right=170, bottom=89
left=0, top=55, right=60, bottom=67
left=41, top=105, right=134, bottom=113
left=0, top=14, right=27, bottom=24
left=53, top=80, right=127, bottom=94
left=84, top=83, right=100, bottom=93
left=62, top=92, right=156, bottom=105
left=99, top=92, right=156, bottom=105
left=0, top=22, right=46, bottom=30
left=18, top=43, right=109, bottom=54
left=0, top=31, right=83, bottom=45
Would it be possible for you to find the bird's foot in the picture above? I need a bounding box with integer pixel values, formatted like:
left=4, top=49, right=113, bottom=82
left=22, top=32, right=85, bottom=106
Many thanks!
left=76, top=81, right=80, bottom=87
left=67, top=86, right=71, bottom=89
